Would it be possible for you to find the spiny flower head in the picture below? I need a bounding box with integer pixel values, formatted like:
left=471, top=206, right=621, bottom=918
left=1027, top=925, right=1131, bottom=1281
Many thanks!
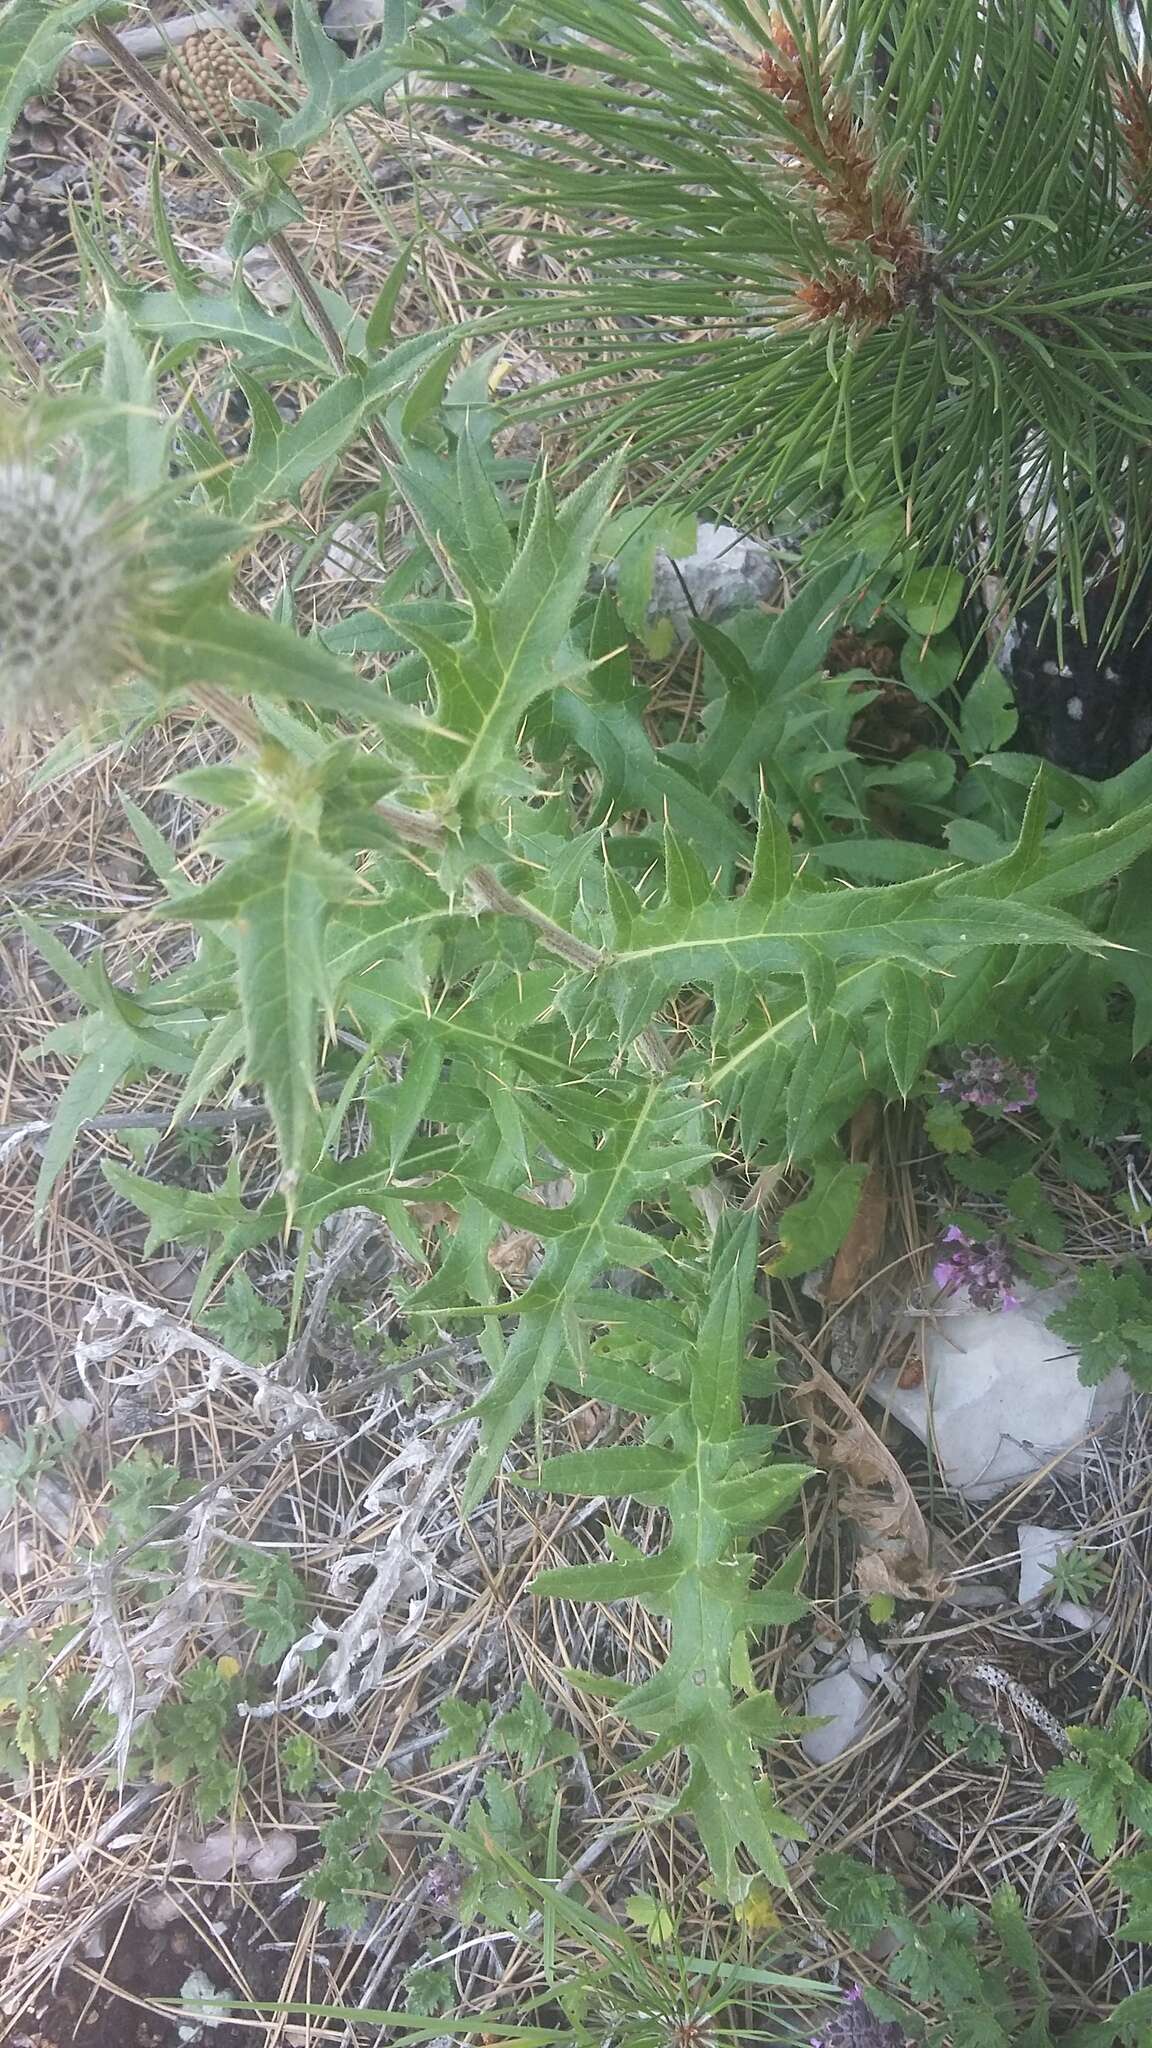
left=0, top=461, right=143, bottom=731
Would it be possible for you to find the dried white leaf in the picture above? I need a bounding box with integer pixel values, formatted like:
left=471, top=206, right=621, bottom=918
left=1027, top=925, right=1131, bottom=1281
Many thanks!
left=243, top=1420, right=477, bottom=1721
left=84, top=1563, right=139, bottom=1786
left=83, top=1490, right=235, bottom=1781
left=75, top=1292, right=339, bottom=1442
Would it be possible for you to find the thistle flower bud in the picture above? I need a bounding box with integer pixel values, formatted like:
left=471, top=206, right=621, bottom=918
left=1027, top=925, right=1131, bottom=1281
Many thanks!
left=0, top=462, right=137, bottom=730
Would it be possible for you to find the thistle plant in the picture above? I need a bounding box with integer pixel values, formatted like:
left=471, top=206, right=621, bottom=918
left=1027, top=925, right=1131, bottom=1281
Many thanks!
left=13, top=2, right=1152, bottom=1920
left=424, top=0, right=1152, bottom=623
left=25, top=339, right=1152, bottom=1893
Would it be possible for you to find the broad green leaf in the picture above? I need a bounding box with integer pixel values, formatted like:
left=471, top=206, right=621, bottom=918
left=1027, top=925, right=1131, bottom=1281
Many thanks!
left=785, top=1011, right=855, bottom=1159
left=546, top=624, right=747, bottom=860
left=0, top=0, right=120, bottom=164
left=365, top=238, right=417, bottom=353
left=894, top=567, right=964, bottom=635
left=270, top=0, right=415, bottom=154
left=662, top=823, right=712, bottom=914
left=735, top=1043, right=790, bottom=1157
left=735, top=1691, right=816, bottom=1737
left=798, top=942, right=836, bottom=1024
left=102, top=1159, right=275, bottom=1291
left=141, top=600, right=429, bottom=734
left=532, top=1558, right=683, bottom=1602
left=465, top=1085, right=704, bottom=1502
left=899, top=629, right=962, bottom=700
left=19, top=916, right=108, bottom=1011
left=383, top=1040, right=444, bottom=1174
left=121, top=796, right=183, bottom=890
left=169, top=1014, right=246, bottom=1124
left=869, top=746, right=955, bottom=802
left=694, top=557, right=865, bottom=795
left=399, top=341, right=460, bottom=440
left=92, top=303, right=168, bottom=497
left=455, top=425, right=515, bottom=592
left=687, top=1720, right=805, bottom=1888
left=399, top=459, right=621, bottom=811
left=611, top=870, right=1113, bottom=1000
left=711, top=1462, right=815, bottom=1529
left=806, top=839, right=949, bottom=882
left=1110, top=856, right=1152, bottom=1053
left=768, top=1160, right=869, bottom=1279
left=145, top=148, right=200, bottom=294
left=746, top=793, right=794, bottom=909
left=122, top=286, right=337, bottom=375
left=1018, top=798, right=1152, bottom=902
left=550, top=1352, right=684, bottom=1415
left=961, top=664, right=1019, bottom=755
left=226, top=339, right=451, bottom=519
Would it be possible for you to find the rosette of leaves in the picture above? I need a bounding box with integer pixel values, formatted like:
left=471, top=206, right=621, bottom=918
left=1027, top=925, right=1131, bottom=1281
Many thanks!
left=26, top=331, right=1152, bottom=1525
left=23, top=297, right=1152, bottom=1894
left=419, top=0, right=1152, bottom=622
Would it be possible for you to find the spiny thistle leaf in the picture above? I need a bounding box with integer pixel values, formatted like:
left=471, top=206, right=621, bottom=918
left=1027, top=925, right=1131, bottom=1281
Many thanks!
left=396, top=456, right=622, bottom=816
left=159, top=832, right=360, bottom=1205
left=533, top=1225, right=814, bottom=1892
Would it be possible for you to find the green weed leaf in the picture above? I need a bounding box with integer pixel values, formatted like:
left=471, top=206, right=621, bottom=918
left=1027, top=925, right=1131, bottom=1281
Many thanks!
left=0, top=0, right=121, bottom=163
left=768, top=1160, right=869, bottom=1280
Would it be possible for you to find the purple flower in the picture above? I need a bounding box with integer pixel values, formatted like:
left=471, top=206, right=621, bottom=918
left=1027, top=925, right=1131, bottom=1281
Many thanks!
left=810, top=1986, right=913, bottom=2047
left=938, top=1046, right=1037, bottom=1115
left=932, top=1225, right=1019, bottom=1313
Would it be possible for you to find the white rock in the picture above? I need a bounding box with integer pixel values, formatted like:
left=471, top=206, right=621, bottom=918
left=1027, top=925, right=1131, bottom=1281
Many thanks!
left=176, top=1826, right=257, bottom=1881
left=801, top=1636, right=897, bottom=1764
left=321, top=519, right=379, bottom=585
left=801, top=1667, right=874, bottom=1763
left=39, top=1394, right=95, bottom=1432
left=873, top=1283, right=1128, bottom=1501
left=625, top=522, right=783, bottom=641
left=178, top=1970, right=229, bottom=2040
left=138, top=1890, right=184, bottom=1930
left=247, top=1830, right=298, bottom=1881
left=1017, top=1523, right=1104, bottom=1631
